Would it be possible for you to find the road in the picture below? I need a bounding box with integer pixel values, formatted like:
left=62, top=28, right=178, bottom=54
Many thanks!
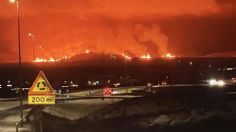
left=0, top=84, right=235, bottom=132
left=0, top=86, right=143, bottom=132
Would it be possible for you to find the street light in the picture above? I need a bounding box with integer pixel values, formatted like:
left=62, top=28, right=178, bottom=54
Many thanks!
left=28, top=33, right=35, bottom=61
left=9, top=0, right=15, bottom=3
left=9, top=0, right=23, bottom=123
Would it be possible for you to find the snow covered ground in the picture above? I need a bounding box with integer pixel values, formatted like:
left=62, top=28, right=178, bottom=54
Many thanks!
left=0, top=101, right=30, bottom=132
left=44, top=99, right=122, bottom=120
left=41, top=93, right=236, bottom=132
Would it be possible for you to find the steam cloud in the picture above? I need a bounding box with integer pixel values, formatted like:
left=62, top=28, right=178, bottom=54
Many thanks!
left=48, top=23, right=169, bottom=58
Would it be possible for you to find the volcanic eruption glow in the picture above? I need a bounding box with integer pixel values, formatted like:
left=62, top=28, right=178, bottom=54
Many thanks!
left=34, top=58, right=48, bottom=63
left=162, top=53, right=175, bottom=59
left=34, top=57, right=61, bottom=63
left=122, top=54, right=132, bottom=60
left=33, top=51, right=177, bottom=63
left=140, top=54, right=152, bottom=59
left=31, top=24, right=170, bottom=62
left=0, top=0, right=232, bottom=63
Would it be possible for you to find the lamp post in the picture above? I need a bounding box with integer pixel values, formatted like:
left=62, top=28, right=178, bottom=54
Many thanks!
left=9, top=0, right=23, bottom=123
left=124, top=53, right=128, bottom=88
left=28, top=33, right=35, bottom=61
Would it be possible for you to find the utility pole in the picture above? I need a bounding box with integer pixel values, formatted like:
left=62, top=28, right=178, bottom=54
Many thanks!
left=16, top=0, right=24, bottom=123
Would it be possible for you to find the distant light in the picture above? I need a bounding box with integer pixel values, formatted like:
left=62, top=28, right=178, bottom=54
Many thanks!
left=217, top=80, right=225, bottom=87
left=103, top=87, right=112, bottom=96
left=147, top=83, right=152, bottom=87
left=226, top=68, right=233, bottom=71
left=189, top=61, right=193, bottom=66
left=113, top=83, right=120, bottom=87
left=71, top=84, right=79, bottom=87
left=209, top=79, right=217, bottom=86
left=7, top=84, right=13, bottom=87
left=209, top=79, right=226, bottom=87
left=28, top=33, right=33, bottom=37
left=85, top=49, right=90, bottom=54
left=161, top=81, right=167, bottom=85
left=9, top=0, right=16, bottom=3
left=62, top=85, right=69, bottom=88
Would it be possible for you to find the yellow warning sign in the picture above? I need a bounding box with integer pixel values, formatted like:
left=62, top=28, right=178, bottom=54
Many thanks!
left=28, top=95, right=55, bottom=105
left=31, top=76, right=51, bottom=92
left=28, top=71, right=55, bottom=105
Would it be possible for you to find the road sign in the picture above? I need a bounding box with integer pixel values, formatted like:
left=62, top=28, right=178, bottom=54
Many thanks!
left=28, top=71, right=55, bottom=105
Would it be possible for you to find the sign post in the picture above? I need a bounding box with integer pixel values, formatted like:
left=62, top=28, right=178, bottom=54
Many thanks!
left=28, top=71, right=55, bottom=132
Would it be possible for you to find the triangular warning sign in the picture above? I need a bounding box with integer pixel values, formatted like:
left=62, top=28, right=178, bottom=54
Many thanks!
left=28, top=71, right=55, bottom=95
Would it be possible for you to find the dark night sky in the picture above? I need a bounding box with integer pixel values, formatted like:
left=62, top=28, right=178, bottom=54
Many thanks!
left=0, top=0, right=236, bottom=62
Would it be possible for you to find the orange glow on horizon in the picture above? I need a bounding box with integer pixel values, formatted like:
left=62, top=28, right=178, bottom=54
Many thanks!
left=122, top=53, right=132, bottom=60
left=34, top=58, right=48, bottom=63
left=0, top=0, right=229, bottom=63
left=34, top=57, right=62, bottom=63
left=48, top=57, right=57, bottom=62
left=33, top=51, right=177, bottom=63
left=140, top=54, right=152, bottom=59
left=85, top=49, right=90, bottom=54
left=162, top=53, right=175, bottom=59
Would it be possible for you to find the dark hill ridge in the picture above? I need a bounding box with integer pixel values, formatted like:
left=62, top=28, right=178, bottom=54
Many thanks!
left=67, top=52, right=126, bottom=63
left=0, top=57, right=235, bottom=92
